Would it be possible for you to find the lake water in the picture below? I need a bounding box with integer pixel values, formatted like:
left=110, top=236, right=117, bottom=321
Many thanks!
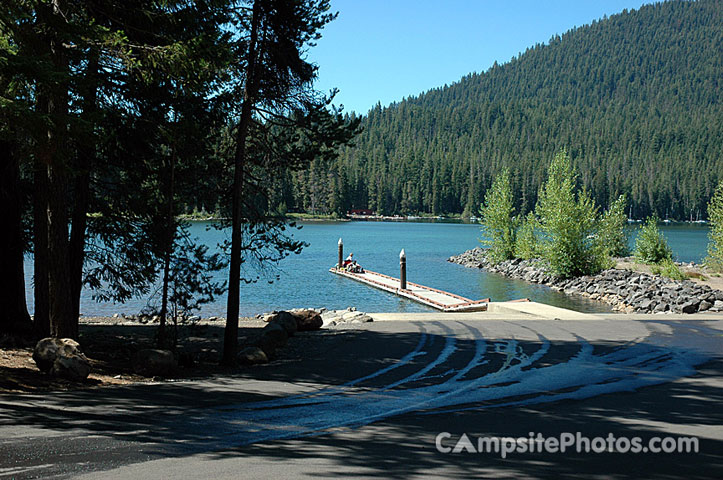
left=23, top=221, right=710, bottom=317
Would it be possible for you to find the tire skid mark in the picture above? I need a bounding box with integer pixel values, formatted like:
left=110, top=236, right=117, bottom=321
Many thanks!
left=241, top=323, right=431, bottom=411
left=210, top=323, right=488, bottom=443
left=381, top=322, right=457, bottom=390
left=214, top=325, right=548, bottom=443
left=341, top=323, right=430, bottom=387
left=426, top=323, right=711, bottom=415
left=245, top=321, right=458, bottom=415
left=183, top=321, right=717, bottom=448
left=237, top=322, right=459, bottom=419
left=203, top=322, right=470, bottom=441
left=416, top=330, right=552, bottom=411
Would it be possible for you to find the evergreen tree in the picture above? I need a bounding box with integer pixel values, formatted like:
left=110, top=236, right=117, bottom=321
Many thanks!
left=479, top=168, right=516, bottom=264
left=311, top=0, right=723, bottom=220
left=515, top=211, right=539, bottom=260
left=0, top=0, right=237, bottom=339
left=633, top=216, right=673, bottom=264
left=222, top=0, right=358, bottom=365
left=0, top=103, right=31, bottom=333
left=706, top=181, right=723, bottom=270
left=536, top=151, right=602, bottom=278
left=597, top=194, right=629, bottom=259
left=0, top=20, right=32, bottom=333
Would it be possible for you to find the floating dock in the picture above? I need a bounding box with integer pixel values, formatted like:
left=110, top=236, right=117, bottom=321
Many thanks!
left=330, top=267, right=489, bottom=312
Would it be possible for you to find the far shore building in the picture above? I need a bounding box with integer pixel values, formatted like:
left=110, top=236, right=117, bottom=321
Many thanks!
left=348, top=208, right=375, bottom=216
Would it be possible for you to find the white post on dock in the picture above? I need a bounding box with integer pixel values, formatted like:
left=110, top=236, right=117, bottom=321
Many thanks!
left=338, top=238, right=343, bottom=269
left=400, top=249, right=407, bottom=290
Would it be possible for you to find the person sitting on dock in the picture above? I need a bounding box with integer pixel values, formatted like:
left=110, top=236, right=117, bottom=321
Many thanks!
left=342, top=253, right=364, bottom=273
left=348, top=260, right=364, bottom=273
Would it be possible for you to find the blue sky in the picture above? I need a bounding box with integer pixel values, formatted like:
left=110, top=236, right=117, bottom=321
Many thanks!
left=307, top=0, right=651, bottom=115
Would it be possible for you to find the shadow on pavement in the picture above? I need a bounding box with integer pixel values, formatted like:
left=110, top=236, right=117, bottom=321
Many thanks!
left=1, top=325, right=721, bottom=478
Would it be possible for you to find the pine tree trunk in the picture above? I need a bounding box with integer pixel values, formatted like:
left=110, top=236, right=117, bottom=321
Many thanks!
left=69, top=170, right=90, bottom=323
left=38, top=0, right=75, bottom=339
left=158, top=132, right=177, bottom=350
left=0, top=137, right=32, bottom=334
left=47, top=162, right=75, bottom=338
left=69, top=50, right=99, bottom=322
left=33, top=107, right=50, bottom=339
left=158, top=250, right=171, bottom=348
left=222, top=0, right=262, bottom=366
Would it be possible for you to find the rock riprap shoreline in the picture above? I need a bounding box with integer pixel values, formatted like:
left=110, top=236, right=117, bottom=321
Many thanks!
left=449, top=247, right=723, bottom=314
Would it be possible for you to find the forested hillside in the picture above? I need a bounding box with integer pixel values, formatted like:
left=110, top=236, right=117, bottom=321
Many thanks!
left=287, top=0, right=722, bottom=219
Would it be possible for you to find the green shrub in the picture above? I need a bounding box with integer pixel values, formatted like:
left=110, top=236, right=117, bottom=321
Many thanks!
left=597, top=194, right=629, bottom=258
left=536, top=151, right=602, bottom=278
left=651, top=258, right=686, bottom=280
left=706, top=181, right=723, bottom=271
left=479, top=168, right=516, bottom=264
left=515, top=211, right=539, bottom=260
left=633, top=216, right=672, bottom=264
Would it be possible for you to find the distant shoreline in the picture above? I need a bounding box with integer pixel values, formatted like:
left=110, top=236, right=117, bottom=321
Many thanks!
left=177, top=213, right=710, bottom=226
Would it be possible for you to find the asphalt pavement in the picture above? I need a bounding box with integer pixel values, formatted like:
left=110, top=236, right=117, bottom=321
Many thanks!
left=1, top=313, right=722, bottom=479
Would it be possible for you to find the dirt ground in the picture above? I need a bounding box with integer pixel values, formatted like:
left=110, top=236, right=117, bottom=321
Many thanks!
left=615, top=258, right=723, bottom=290
left=0, top=316, right=353, bottom=394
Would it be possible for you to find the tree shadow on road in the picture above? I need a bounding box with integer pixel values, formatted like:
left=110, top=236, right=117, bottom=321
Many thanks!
left=1, top=322, right=721, bottom=479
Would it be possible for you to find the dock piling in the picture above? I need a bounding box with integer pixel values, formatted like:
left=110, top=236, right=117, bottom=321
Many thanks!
left=400, top=249, right=407, bottom=290
left=338, top=238, right=343, bottom=269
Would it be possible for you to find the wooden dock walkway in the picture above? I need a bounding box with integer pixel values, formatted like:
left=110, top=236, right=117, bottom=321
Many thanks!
left=330, top=267, right=489, bottom=312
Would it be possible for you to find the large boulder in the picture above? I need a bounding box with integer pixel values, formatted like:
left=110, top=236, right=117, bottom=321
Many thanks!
left=253, top=322, right=288, bottom=356
left=132, top=349, right=177, bottom=377
left=698, top=300, right=713, bottom=312
left=653, top=302, right=669, bottom=313
left=681, top=300, right=701, bottom=314
left=237, top=346, right=268, bottom=365
left=267, top=311, right=298, bottom=337
left=291, top=310, right=323, bottom=331
left=32, top=338, right=91, bottom=381
left=52, top=354, right=92, bottom=381
left=32, top=337, right=63, bottom=372
left=342, top=311, right=365, bottom=321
